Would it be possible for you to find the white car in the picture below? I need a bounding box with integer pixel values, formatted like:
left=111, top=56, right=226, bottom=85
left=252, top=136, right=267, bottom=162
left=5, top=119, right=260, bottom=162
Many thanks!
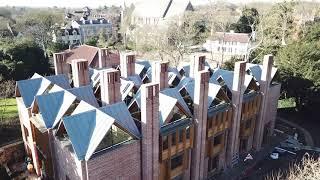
left=270, top=152, right=279, bottom=160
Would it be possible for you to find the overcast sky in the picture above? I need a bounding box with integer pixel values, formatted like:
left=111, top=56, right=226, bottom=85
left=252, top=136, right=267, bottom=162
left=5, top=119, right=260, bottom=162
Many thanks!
left=0, top=0, right=319, bottom=8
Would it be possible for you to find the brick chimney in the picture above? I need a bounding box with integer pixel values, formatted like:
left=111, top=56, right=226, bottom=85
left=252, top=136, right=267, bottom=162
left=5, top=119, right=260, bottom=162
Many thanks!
left=191, top=70, right=210, bottom=180
left=53, top=52, right=70, bottom=75
left=98, top=48, right=108, bottom=68
left=120, top=52, right=135, bottom=78
left=100, top=68, right=121, bottom=105
left=140, top=82, right=160, bottom=180
left=71, top=59, right=90, bottom=87
left=152, top=61, right=169, bottom=90
left=190, top=55, right=206, bottom=78
left=226, top=61, right=246, bottom=167
left=253, top=55, right=273, bottom=150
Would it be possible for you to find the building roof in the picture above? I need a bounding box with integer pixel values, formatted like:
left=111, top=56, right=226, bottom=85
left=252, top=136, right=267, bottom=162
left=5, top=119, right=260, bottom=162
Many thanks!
left=133, top=0, right=193, bottom=19
left=64, top=45, right=99, bottom=65
left=210, top=68, right=255, bottom=93
left=160, top=88, right=192, bottom=123
left=213, top=32, right=251, bottom=43
left=163, top=0, right=194, bottom=18
left=68, top=85, right=99, bottom=108
left=34, top=90, right=76, bottom=129
left=120, top=78, right=135, bottom=100
left=127, top=75, right=142, bottom=87
left=63, top=109, right=115, bottom=161
left=184, top=82, right=222, bottom=107
left=15, top=74, right=71, bottom=108
left=99, top=102, right=140, bottom=139
left=246, top=63, right=278, bottom=82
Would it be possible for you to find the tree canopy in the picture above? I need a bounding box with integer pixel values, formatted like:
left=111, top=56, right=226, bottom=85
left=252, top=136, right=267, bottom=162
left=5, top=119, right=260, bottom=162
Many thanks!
left=0, top=38, right=52, bottom=81
left=276, top=22, right=320, bottom=110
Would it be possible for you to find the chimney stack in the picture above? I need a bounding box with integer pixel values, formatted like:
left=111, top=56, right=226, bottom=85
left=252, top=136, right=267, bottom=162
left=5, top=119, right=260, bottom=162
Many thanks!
left=141, top=82, right=160, bottom=180
left=191, top=70, right=210, bottom=180
left=253, top=55, right=273, bottom=150
left=227, top=61, right=246, bottom=167
left=100, top=68, right=121, bottom=105
left=98, top=48, right=108, bottom=68
left=152, top=61, right=169, bottom=90
left=71, top=59, right=90, bottom=87
left=120, top=52, right=135, bottom=78
left=190, top=55, right=206, bottom=78
left=53, top=52, right=70, bottom=75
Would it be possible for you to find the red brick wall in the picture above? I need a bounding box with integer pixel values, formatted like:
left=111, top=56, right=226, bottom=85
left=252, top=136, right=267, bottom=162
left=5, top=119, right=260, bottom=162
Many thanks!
left=51, top=135, right=83, bottom=180
left=87, top=140, right=141, bottom=180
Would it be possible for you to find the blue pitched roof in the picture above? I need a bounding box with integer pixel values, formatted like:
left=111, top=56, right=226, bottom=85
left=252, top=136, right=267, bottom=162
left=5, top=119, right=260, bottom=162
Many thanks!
left=45, top=74, right=71, bottom=89
left=184, top=82, right=223, bottom=107
left=35, top=90, right=76, bottom=129
left=246, top=63, right=277, bottom=82
left=68, top=86, right=99, bottom=107
left=16, top=78, right=50, bottom=107
left=99, top=102, right=140, bottom=139
left=160, top=88, right=192, bottom=123
left=63, top=109, right=115, bottom=161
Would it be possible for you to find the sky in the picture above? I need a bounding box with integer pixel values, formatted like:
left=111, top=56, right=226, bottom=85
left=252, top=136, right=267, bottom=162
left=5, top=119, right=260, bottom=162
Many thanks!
left=0, top=0, right=319, bottom=8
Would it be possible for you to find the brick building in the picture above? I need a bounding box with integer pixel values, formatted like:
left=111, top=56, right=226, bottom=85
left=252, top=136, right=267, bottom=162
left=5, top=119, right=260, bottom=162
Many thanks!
left=16, top=49, right=280, bottom=179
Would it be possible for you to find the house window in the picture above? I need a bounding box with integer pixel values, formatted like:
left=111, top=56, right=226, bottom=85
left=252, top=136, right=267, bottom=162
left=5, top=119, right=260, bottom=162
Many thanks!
left=245, top=119, right=252, bottom=129
left=171, top=154, right=183, bottom=170
left=162, top=136, right=168, bottom=150
left=172, top=132, right=176, bottom=146
left=213, top=134, right=223, bottom=146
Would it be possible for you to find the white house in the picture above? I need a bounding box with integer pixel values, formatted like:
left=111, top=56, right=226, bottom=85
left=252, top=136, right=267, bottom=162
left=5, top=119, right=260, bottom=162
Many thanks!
left=71, top=19, right=113, bottom=43
left=203, top=31, right=251, bottom=62
left=52, top=28, right=82, bottom=45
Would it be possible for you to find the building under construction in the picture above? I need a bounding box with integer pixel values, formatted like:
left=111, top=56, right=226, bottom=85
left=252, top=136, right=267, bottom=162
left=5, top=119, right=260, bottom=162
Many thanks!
left=15, top=45, right=280, bottom=180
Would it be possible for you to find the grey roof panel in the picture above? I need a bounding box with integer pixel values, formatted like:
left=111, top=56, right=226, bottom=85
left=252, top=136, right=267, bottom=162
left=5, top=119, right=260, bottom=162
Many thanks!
left=63, top=109, right=115, bottom=161
left=68, top=85, right=99, bottom=107
left=35, top=90, right=76, bottom=129
left=99, top=102, right=140, bottom=139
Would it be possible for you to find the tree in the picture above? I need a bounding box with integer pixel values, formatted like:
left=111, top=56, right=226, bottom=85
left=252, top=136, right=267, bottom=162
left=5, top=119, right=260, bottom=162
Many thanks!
left=15, top=11, right=63, bottom=55
left=268, top=154, right=320, bottom=180
left=249, top=1, right=296, bottom=62
left=97, top=32, right=107, bottom=48
left=85, top=37, right=98, bottom=46
left=0, top=38, right=52, bottom=81
left=276, top=23, right=320, bottom=110
left=47, top=41, right=69, bottom=56
left=221, top=56, right=243, bottom=71
left=230, top=7, right=259, bottom=34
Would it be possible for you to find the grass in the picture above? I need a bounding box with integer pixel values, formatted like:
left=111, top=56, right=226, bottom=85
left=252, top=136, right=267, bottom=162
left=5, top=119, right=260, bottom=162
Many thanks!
left=278, top=98, right=296, bottom=109
left=0, top=98, right=18, bottom=121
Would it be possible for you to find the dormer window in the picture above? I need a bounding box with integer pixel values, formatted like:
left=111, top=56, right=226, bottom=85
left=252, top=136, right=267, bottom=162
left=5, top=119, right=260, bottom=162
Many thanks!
left=65, top=31, right=69, bottom=36
left=72, top=30, right=77, bottom=36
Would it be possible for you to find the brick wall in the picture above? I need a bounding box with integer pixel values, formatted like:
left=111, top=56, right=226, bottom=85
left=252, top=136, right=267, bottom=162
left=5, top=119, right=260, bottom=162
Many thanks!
left=87, top=140, right=141, bottom=180
left=0, top=141, right=25, bottom=165
left=52, top=135, right=83, bottom=180
left=265, top=84, right=281, bottom=125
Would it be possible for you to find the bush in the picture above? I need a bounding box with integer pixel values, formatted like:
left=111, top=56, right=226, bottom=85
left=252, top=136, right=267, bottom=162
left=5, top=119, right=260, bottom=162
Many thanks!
left=267, top=153, right=320, bottom=180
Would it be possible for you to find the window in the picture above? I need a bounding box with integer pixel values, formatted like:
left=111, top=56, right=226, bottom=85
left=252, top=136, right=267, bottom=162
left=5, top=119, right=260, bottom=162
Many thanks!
left=172, top=132, right=176, bottom=146
left=245, top=119, right=252, bottom=129
left=171, top=154, right=183, bottom=170
left=162, top=136, right=168, bottom=150
left=186, top=126, right=190, bottom=139
left=213, top=134, right=223, bottom=146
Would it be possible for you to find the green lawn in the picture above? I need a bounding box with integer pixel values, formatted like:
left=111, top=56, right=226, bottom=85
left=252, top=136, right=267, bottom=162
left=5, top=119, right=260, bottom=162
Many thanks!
left=0, top=98, right=18, bottom=120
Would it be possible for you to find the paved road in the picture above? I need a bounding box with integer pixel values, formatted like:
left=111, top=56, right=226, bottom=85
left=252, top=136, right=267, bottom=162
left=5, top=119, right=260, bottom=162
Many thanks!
left=277, top=117, right=314, bottom=146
